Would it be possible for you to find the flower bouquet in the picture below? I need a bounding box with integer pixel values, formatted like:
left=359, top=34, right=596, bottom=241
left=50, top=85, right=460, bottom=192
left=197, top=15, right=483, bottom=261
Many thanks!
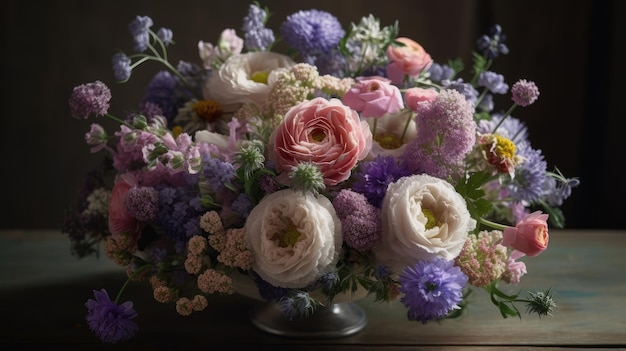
left=64, top=2, right=579, bottom=344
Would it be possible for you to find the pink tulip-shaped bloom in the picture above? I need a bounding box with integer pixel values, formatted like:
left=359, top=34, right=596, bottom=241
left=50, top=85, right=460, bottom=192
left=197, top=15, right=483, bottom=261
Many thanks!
left=269, top=97, right=372, bottom=186
left=502, top=211, right=549, bottom=257
left=341, top=77, right=404, bottom=118
left=108, top=173, right=143, bottom=245
left=404, top=87, right=439, bottom=111
left=386, top=37, right=433, bottom=85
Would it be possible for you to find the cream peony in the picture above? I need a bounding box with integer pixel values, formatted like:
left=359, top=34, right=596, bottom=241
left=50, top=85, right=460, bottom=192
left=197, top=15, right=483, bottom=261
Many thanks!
left=203, top=51, right=295, bottom=106
left=375, top=174, right=475, bottom=272
left=244, top=189, right=342, bottom=289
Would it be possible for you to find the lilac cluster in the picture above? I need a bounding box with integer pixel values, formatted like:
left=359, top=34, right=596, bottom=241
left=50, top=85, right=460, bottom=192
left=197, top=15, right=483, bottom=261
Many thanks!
left=68, top=81, right=111, bottom=119
left=403, top=89, right=476, bottom=180
left=332, top=189, right=381, bottom=251
left=280, top=9, right=345, bottom=62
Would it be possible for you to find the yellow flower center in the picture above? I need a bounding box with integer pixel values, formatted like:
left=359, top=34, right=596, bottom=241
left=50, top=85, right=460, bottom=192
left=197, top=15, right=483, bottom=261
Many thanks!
left=273, top=223, right=302, bottom=248
left=250, top=70, right=269, bottom=84
left=493, top=134, right=516, bottom=159
left=172, top=125, right=183, bottom=138
left=422, top=208, right=440, bottom=230
left=309, top=129, right=326, bottom=142
left=193, top=100, right=223, bottom=122
left=374, top=132, right=403, bottom=150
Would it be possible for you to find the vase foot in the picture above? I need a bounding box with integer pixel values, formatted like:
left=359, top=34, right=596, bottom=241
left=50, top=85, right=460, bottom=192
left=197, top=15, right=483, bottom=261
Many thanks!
left=249, top=301, right=367, bottom=338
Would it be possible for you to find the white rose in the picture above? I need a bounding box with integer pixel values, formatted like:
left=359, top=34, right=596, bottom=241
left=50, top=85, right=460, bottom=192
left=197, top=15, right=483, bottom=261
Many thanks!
left=375, top=174, right=475, bottom=271
left=244, top=189, right=342, bottom=289
left=204, top=52, right=295, bottom=106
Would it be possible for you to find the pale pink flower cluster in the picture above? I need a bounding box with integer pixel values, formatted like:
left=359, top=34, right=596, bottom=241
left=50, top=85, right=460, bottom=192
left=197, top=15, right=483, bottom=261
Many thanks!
left=104, top=236, right=133, bottom=266
left=175, top=295, right=208, bottom=316
left=455, top=230, right=508, bottom=287
left=197, top=268, right=234, bottom=294
left=501, top=250, right=527, bottom=284
left=153, top=285, right=174, bottom=303
left=199, top=211, right=223, bottom=234
left=208, top=228, right=253, bottom=270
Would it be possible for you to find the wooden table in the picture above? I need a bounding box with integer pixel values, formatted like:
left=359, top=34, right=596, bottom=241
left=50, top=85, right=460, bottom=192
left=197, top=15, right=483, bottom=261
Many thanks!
left=1, top=229, right=624, bottom=350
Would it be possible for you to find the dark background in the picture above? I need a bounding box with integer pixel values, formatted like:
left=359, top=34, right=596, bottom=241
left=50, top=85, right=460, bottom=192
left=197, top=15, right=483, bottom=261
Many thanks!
left=2, top=0, right=624, bottom=230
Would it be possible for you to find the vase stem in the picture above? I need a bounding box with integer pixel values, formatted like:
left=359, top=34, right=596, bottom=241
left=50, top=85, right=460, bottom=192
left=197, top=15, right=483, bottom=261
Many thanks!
left=249, top=301, right=367, bottom=338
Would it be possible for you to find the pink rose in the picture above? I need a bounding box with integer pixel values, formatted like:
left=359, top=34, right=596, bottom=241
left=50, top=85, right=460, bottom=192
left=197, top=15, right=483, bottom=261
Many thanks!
left=108, top=173, right=142, bottom=243
left=269, top=97, right=372, bottom=186
left=341, top=77, right=404, bottom=118
left=502, top=211, right=549, bottom=257
left=386, top=37, right=433, bottom=85
left=404, top=87, right=439, bottom=111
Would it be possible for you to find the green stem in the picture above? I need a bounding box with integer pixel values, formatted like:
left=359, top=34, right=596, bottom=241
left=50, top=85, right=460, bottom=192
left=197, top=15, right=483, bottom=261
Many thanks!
left=399, top=110, right=414, bottom=143
left=477, top=216, right=508, bottom=231
left=105, top=113, right=133, bottom=128
left=114, top=264, right=154, bottom=304
left=491, top=103, right=518, bottom=134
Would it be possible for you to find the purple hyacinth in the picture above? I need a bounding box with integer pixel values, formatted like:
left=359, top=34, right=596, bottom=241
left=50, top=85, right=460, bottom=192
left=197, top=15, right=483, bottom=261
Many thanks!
left=398, top=258, right=468, bottom=323
left=69, top=81, right=112, bottom=119
left=280, top=9, right=345, bottom=56
left=242, top=3, right=275, bottom=51
left=426, top=62, right=455, bottom=83
left=511, top=79, right=540, bottom=107
left=128, top=15, right=153, bottom=52
left=112, top=52, right=132, bottom=82
left=85, top=289, right=138, bottom=344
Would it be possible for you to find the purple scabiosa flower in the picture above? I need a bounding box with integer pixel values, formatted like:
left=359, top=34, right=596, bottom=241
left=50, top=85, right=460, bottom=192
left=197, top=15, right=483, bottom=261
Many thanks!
left=112, top=53, right=132, bottom=82
left=69, top=81, right=112, bottom=119
left=398, top=257, right=467, bottom=323
left=403, top=89, right=476, bottom=181
left=138, top=101, right=164, bottom=121
left=426, top=62, right=455, bottom=83
left=477, top=93, right=494, bottom=112
left=511, top=79, right=540, bottom=107
left=477, top=71, right=509, bottom=94
left=351, top=155, right=410, bottom=208
left=280, top=9, right=345, bottom=57
left=508, top=142, right=548, bottom=203
left=85, top=289, right=138, bottom=344
left=442, top=78, right=479, bottom=104
left=476, top=24, right=509, bottom=59
left=129, top=15, right=153, bottom=52
left=157, top=27, right=173, bottom=46
left=542, top=173, right=580, bottom=207
left=85, top=123, right=108, bottom=152
left=124, top=186, right=159, bottom=222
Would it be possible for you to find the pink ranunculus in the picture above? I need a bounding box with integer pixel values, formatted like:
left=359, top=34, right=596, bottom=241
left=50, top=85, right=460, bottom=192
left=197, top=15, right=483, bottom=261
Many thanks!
left=108, top=173, right=142, bottom=244
left=341, top=76, right=404, bottom=118
left=404, top=87, right=439, bottom=111
left=268, top=97, right=372, bottom=186
left=502, top=211, right=549, bottom=257
left=386, top=37, right=433, bottom=85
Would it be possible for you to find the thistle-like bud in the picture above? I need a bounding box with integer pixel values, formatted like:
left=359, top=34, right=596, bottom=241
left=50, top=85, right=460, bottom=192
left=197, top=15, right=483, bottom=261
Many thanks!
left=525, top=289, right=556, bottom=317
left=289, top=162, right=325, bottom=196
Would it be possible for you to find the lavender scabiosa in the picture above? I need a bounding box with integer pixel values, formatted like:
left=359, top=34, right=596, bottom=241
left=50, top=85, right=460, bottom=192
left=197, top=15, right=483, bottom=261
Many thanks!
left=128, top=15, right=153, bottom=52
left=403, top=89, right=476, bottom=181
left=511, top=79, right=540, bottom=107
left=69, top=81, right=112, bottom=119
left=508, top=142, right=548, bottom=204
left=399, top=257, right=468, bottom=323
left=426, top=62, right=455, bottom=83
left=85, top=289, right=138, bottom=344
left=351, top=155, right=410, bottom=208
left=124, top=186, right=159, bottom=222
left=280, top=10, right=345, bottom=56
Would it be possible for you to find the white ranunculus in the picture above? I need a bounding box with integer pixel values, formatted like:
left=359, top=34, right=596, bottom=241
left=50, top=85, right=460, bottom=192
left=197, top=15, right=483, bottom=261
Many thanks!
left=366, top=109, right=416, bottom=160
left=204, top=52, right=295, bottom=106
left=244, top=189, right=342, bottom=289
left=375, top=174, right=475, bottom=272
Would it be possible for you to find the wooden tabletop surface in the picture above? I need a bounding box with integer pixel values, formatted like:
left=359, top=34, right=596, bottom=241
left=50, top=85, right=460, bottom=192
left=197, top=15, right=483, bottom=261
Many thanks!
left=1, top=229, right=624, bottom=350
